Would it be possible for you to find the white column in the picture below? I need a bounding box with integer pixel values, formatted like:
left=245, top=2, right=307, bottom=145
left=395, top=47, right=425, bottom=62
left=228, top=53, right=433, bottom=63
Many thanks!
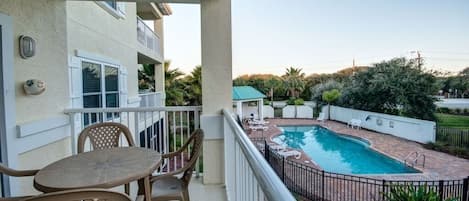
left=236, top=101, right=243, bottom=119
left=154, top=63, right=165, bottom=106
left=200, top=0, right=232, bottom=184
left=259, top=99, right=264, bottom=120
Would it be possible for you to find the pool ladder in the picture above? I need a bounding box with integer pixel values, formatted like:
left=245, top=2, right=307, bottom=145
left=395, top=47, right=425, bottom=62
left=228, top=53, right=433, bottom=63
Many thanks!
left=404, top=151, right=426, bottom=168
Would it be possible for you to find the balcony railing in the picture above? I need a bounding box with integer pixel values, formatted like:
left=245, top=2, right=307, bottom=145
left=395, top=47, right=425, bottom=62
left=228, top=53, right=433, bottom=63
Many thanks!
left=223, top=109, right=296, bottom=201
left=137, top=17, right=161, bottom=55
left=139, top=92, right=163, bottom=108
left=64, top=106, right=202, bottom=175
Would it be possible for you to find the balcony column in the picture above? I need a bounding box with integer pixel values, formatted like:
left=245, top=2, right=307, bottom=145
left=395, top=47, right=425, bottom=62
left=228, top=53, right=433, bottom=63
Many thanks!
left=154, top=63, right=165, bottom=105
left=200, top=0, right=232, bottom=184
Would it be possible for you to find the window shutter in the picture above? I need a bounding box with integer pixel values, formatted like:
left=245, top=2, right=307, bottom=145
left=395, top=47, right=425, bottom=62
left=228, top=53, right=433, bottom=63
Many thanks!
left=68, top=56, right=83, bottom=133
left=117, top=2, right=126, bottom=16
left=119, top=67, right=128, bottom=107
left=69, top=56, right=83, bottom=109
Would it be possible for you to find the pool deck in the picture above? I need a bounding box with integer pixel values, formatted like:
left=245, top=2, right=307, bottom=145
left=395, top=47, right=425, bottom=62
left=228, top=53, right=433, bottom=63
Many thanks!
left=247, top=118, right=469, bottom=180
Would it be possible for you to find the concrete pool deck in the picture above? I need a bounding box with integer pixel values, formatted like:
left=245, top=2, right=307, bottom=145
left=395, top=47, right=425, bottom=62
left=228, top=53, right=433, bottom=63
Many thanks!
left=247, top=118, right=469, bottom=180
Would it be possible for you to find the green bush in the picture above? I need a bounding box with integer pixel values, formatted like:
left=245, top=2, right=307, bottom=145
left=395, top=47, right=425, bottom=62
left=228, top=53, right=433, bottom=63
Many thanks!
left=294, top=98, right=305, bottom=105
left=454, top=108, right=462, bottom=114
left=437, top=107, right=450, bottom=114
left=384, top=185, right=458, bottom=201
left=264, top=100, right=271, bottom=105
left=287, top=97, right=296, bottom=105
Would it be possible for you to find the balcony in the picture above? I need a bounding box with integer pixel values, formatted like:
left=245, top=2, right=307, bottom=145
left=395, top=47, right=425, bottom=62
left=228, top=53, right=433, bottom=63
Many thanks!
left=137, top=17, right=162, bottom=64
left=60, top=106, right=295, bottom=201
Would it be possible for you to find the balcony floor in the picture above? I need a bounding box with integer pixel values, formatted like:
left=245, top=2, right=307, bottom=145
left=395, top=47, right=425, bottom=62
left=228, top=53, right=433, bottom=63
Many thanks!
left=129, top=176, right=227, bottom=201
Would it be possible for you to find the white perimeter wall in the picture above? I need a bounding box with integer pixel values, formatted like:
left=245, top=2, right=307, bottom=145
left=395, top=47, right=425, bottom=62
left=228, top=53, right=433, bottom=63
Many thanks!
left=326, top=106, right=436, bottom=143
left=435, top=99, right=469, bottom=109
left=263, top=105, right=274, bottom=118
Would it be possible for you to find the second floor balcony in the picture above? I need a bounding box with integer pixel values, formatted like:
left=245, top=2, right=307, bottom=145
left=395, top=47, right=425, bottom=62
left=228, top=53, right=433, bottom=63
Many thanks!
left=137, top=17, right=162, bottom=63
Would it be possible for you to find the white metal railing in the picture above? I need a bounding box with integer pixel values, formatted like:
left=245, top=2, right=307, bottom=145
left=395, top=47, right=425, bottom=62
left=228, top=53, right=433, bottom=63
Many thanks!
left=64, top=106, right=202, bottom=174
left=223, top=109, right=296, bottom=201
left=137, top=16, right=161, bottom=55
left=139, top=92, right=163, bottom=107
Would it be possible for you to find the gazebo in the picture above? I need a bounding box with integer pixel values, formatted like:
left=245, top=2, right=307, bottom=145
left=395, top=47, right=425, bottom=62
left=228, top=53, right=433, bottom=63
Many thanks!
left=233, top=86, right=267, bottom=120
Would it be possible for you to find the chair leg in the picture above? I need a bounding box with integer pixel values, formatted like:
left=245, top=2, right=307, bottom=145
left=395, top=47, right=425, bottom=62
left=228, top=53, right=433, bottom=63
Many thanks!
left=125, top=183, right=130, bottom=195
left=182, top=189, right=190, bottom=201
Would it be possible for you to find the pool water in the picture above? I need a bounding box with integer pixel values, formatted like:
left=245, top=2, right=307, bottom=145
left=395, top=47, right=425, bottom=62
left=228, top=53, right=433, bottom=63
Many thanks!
left=273, top=125, right=419, bottom=175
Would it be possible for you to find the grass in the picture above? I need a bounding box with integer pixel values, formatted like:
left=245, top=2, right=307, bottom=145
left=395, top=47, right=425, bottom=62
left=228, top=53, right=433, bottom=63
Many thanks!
left=435, top=113, right=469, bottom=129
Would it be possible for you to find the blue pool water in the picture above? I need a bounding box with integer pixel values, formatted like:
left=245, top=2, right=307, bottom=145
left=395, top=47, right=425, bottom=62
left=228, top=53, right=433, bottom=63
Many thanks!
left=273, top=125, right=419, bottom=175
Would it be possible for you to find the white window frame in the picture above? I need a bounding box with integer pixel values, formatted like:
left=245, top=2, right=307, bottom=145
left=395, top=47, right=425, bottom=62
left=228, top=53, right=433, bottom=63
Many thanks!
left=81, top=58, right=121, bottom=124
left=95, top=1, right=126, bottom=19
left=81, top=58, right=120, bottom=109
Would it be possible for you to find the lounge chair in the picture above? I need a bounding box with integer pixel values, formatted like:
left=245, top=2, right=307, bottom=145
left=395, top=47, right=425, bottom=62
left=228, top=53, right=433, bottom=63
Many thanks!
left=317, top=112, right=326, bottom=123
left=278, top=150, right=302, bottom=159
left=347, top=119, right=362, bottom=129
left=249, top=125, right=268, bottom=131
left=248, top=119, right=269, bottom=126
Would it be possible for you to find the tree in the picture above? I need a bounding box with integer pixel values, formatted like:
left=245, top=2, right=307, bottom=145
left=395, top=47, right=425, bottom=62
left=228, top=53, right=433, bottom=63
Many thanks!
left=322, top=89, right=341, bottom=119
left=264, top=77, right=282, bottom=105
left=184, top=66, right=202, bottom=105
left=164, top=60, right=186, bottom=106
left=283, top=67, right=305, bottom=98
left=138, top=64, right=155, bottom=91
left=341, top=57, right=438, bottom=120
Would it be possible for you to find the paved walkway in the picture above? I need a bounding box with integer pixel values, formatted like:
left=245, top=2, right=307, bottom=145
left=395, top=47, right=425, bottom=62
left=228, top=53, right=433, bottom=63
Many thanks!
left=247, top=118, right=469, bottom=180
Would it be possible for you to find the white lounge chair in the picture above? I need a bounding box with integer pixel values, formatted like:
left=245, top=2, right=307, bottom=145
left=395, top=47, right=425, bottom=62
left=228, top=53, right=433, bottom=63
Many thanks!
left=347, top=119, right=362, bottom=129
left=317, top=112, right=326, bottom=123
left=278, top=150, right=301, bottom=159
left=249, top=125, right=268, bottom=131
left=248, top=119, right=269, bottom=126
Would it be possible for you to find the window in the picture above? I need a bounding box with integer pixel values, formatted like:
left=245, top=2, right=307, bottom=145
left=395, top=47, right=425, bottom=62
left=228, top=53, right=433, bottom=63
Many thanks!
left=82, top=60, right=120, bottom=125
left=104, top=0, right=117, bottom=9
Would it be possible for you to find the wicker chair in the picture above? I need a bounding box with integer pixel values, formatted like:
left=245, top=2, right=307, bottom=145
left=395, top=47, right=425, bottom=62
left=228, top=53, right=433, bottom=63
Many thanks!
left=0, top=163, right=39, bottom=201
left=148, top=129, right=204, bottom=201
left=77, top=122, right=135, bottom=195
left=22, top=189, right=131, bottom=201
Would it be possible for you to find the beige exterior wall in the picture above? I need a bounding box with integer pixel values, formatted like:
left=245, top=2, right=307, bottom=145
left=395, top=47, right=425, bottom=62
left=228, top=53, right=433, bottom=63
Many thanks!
left=66, top=1, right=139, bottom=99
left=0, top=0, right=69, bottom=124
left=16, top=138, right=71, bottom=195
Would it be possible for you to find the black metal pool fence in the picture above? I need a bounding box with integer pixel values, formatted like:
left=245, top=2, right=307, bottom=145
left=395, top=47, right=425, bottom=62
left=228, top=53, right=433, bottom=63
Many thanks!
left=436, top=127, right=469, bottom=148
left=252, top=139, right=469, bottom=201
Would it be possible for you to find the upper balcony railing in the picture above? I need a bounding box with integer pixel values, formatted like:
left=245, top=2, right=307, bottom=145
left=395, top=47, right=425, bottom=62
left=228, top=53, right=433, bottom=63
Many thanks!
left=139, top=92, right=163, bottom=108
left=137, top=17, right=161, bottom=56
left=223, top=109, right=296, bottom=201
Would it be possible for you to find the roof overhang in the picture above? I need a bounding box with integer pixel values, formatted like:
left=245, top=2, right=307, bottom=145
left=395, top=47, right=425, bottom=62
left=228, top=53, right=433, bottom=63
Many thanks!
left=137, top=2, right=172, bottom=20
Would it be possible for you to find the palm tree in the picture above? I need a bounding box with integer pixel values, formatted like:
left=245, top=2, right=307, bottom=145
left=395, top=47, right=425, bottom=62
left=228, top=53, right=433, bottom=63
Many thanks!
left=138, top=64, right=155, bottom=91
left=322, top=89, right=341, bottom=120
left=283, top=67, right=306, bottom=98
left=184, top=66, right=202, bottom=105
left=264, top=77, right=281, bottom=105
left=164, top=60, right=186, bottom=106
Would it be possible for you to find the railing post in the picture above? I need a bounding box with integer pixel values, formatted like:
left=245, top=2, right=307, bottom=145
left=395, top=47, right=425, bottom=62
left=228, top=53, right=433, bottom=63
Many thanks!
left=321, top=170, right=325, bottom=201
left=69, top=113, right=77, bottom=155
left=462, top=177, right=468, bottom=201
left=438, top=180, right=444, bottom=201
left=134, top=112, right=140, bottom=148
left=264, top=140, right=268, bottom=160
left=382, top=180, right=386, bottom=201
left=282, top=156, right=286, bottom=182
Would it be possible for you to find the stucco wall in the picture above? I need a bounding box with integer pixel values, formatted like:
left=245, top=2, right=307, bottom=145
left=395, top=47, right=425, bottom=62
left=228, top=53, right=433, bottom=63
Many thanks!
left=66, top=1, right=139, bottom=100
left=0, top=0, right=69, bottom=124
left=327, top=106, right=436, bottom=143
left=17, top=137, right=71, bottom=195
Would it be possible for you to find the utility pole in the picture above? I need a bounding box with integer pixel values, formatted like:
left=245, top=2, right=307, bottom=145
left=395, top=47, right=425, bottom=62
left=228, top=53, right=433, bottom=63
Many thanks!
left=411, top=50, right=422, bottom=69
left=352, top=58, right=355, bottom=68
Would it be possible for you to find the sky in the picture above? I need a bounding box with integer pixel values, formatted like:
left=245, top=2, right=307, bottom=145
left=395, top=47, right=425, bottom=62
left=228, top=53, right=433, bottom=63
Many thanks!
left=163, top=0, right=469, bottom=77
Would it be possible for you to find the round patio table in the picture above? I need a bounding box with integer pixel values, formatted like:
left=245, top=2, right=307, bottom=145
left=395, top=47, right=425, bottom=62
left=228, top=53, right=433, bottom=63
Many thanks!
left=34, top=147, right=161, bottom=201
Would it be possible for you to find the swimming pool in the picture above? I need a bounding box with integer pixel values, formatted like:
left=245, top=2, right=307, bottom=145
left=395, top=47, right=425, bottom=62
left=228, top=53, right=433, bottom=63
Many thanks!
left=272, top=125, right=419, bottom=174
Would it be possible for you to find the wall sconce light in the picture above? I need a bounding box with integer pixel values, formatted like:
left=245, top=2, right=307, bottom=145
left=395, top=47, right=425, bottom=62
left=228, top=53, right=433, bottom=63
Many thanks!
left=19, top=35, right=36, bottom=59
left=23, top=79, right=46, bottom=95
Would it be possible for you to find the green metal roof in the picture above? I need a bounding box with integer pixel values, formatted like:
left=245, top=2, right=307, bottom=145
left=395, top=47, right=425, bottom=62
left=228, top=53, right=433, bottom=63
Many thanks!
left=232, top=86, right=266, bottom=101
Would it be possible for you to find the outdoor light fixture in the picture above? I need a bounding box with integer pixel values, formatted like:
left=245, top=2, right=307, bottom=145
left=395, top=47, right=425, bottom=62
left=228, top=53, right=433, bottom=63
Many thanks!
left=23, top=79, right=46, bottom=95
left=19, top=35, right=36, bottom=59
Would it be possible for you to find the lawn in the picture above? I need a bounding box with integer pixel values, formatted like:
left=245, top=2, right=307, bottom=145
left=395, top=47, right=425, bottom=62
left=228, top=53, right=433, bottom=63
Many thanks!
left=435, top=113, right=469, bottom=129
